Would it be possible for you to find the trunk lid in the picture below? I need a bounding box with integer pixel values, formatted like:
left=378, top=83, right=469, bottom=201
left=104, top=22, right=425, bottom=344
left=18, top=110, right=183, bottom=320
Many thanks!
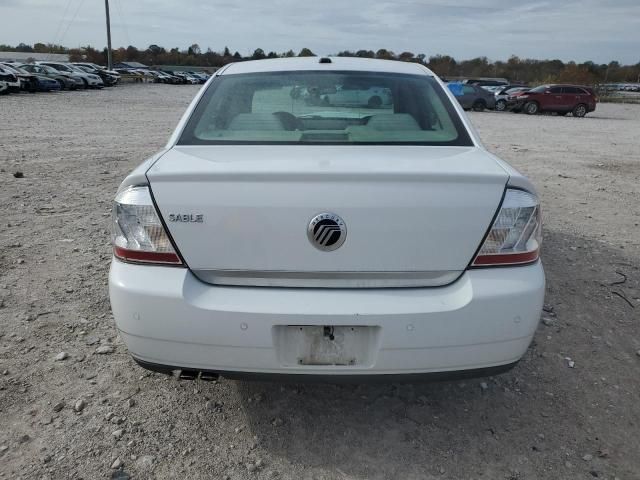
left=147, top=146, right=508, bottom=287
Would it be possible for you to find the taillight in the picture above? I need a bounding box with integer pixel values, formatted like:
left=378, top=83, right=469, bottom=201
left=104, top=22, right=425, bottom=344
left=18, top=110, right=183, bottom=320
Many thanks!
left=111, top=186, right=183, bottom=265
left=473, top=188, right=541, bottom=267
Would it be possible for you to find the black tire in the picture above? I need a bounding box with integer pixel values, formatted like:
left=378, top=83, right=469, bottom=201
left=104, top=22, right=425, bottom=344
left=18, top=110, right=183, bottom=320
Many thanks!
left=81, top=78, right=88, bottom=89
left=368, top=95, right=382, bottom=108
left=524, top=101, right=539, bottom=115
left=472, top=100, right=486, bottom=112
left=495, top=99, right=507, bottom=111
left=572, top=103, right=587, bottom=117
left=57, top=79, right=66, bottom=90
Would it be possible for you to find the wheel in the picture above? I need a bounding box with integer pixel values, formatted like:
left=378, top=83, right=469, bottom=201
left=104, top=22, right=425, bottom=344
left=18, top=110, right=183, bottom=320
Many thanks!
left=368, top=95, right=382, bottom=108
left=57, top=80, right=66, bottom=90
left=81, top=78, right=88, bottom=89
left=472, top=100, right=486, bottom=112
left=524, top=101, right=539, bottom=115
left=572, top=103, right=587, bottom=117
left=495, top=99, right=507, bottom=111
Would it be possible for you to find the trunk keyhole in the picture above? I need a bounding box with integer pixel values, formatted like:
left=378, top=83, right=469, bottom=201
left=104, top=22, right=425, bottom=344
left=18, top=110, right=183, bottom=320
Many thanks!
left=323, top=326, right=335, bottom=341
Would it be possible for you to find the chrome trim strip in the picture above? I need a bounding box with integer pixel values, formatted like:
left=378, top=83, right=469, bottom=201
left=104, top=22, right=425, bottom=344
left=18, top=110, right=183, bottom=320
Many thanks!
left=191, top=269, right=461, bottom=288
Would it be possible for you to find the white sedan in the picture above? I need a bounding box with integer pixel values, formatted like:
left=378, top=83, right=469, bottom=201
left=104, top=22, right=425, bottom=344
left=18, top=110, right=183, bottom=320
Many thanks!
left=109, top=57, right=544, bottom=381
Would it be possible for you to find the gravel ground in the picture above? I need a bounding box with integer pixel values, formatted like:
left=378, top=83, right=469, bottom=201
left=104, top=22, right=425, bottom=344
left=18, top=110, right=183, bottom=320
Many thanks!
left=0, top=85, right=639, bottom=480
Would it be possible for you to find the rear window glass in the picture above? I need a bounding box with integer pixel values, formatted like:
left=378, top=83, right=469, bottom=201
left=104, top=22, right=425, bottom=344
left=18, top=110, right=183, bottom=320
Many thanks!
left=178, top=71, right=472, bottom=146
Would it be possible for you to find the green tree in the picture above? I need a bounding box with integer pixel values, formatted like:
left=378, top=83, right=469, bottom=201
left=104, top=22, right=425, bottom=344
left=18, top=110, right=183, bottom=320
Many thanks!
left=15, top=42, right=33, bottom=52
left=125, top=45, right=139, bottom=61
left=427, top=54, right=457, bottom=76
left=356, top=49, right=375, bottom=58
left=298, top=48, right=315, bottom=57
left=398, top=51, right=415, bottom=62
left=251, top=48, right=266, bottom=60
left=375, top=49, right=394, bottom=60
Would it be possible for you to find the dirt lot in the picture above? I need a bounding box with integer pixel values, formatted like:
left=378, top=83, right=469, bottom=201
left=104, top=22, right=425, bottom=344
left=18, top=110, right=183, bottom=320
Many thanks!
left=1, top=85, right=639, bottom=480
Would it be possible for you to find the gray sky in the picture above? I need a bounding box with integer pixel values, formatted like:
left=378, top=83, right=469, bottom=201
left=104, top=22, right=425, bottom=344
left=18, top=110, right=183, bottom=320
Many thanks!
left=1, top=0, right=639, bottom=64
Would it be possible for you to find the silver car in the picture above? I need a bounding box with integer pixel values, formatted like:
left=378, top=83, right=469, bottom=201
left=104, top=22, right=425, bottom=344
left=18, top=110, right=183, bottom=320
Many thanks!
left=447, top=83, right=496, bottom=111
left=38, top=62, right=103, bottom=89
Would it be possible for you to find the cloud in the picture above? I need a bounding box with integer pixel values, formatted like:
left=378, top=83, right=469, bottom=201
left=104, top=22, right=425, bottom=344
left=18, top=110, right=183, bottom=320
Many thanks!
left=0, top=0, right=638, bottom=63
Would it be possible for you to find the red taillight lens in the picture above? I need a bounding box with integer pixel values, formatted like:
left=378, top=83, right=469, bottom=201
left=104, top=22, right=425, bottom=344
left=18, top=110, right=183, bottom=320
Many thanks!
left=473, top=188, right=541, bottom=267
left=111, top=186, right=183, bottom=265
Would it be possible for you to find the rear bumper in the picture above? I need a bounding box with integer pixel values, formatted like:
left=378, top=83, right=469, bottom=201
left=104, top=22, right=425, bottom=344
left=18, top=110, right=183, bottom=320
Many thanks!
left=133, top=357, right=520, bottom=383
left=109, top=259, right=545, bottom=378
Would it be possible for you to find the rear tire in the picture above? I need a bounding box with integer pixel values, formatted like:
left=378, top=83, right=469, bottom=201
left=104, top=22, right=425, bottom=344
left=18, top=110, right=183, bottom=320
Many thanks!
left=495, top=99, right=507, bottom=111
left=524, top=101, right=539, bottom=115
left=572, top=103, right=587, bottom=117
left=57, top=80, right=66, bottom=90
left=472, top=100, right=486, bottom=112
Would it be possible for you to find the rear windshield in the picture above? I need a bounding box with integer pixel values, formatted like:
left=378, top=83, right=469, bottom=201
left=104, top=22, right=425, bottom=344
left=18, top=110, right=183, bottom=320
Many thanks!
left=178, top=71, right=472, bottom=146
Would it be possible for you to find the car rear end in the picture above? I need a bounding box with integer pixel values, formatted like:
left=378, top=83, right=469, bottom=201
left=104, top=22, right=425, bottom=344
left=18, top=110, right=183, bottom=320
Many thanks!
left=582, top=87, right=598, bottom=112
left=36, top=76, right=61, bottom=91
left=109, top=58, right=544, bottom=381
left=0, top=67, right=20, bottom=93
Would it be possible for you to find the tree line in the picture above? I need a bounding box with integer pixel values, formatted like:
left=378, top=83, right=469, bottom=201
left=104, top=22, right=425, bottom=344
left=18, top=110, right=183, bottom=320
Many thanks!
left=2, top=42, right=639, bottom=85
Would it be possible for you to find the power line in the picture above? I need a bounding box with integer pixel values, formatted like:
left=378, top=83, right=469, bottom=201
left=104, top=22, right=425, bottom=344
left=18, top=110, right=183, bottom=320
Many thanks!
left=59, top=0, right=87, bottom=45
left=52, top=0, right=75, bottom=48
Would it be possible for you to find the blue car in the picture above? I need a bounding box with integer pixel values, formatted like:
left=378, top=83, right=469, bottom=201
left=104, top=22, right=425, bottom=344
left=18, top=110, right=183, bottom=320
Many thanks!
left=36, top=75, right=61, bottom=92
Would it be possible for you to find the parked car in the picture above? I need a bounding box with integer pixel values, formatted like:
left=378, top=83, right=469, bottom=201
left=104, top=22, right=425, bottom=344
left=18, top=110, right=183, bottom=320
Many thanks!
left=186, top=72, right=209, bottom=83
left=447, top=82, right=496, bottom=111
left=163, top=72, right=184, bottom=84
left=320, top=85, right=393, bottom=108
left=161, top=71, right=189, bottom=84
left=0, top=72, right=15, bottom=94
left=38, top=62, right=103, bottom=89
left=172, top=71, right=200, bottom=84
left=513, top=84, right=597, bottom=117
left=73, top=63, right=119, bottom=86
left=463, top=78, right=510, bottom=87
left=0, top=65, right=21, bottom=93
left=147, top=70, right=179, bottom=84
left=72, top=62, right=121, bottom=83
left=4, top=63, right=61, bottom=92
left=114, top=69, right=145, bottom=82
left=494, top=86, right=530, bottom=111
left=109, top=57, right=544, bottom=382
left=153, top=71, right=182, bottom=84
left=0, top=62, right=38, bottom=92
left=18, top=63, right=82, bottom=90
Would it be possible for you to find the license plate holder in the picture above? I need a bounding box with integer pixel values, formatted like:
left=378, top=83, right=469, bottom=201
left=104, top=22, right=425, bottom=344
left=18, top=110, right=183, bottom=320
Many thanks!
left=273, top=325, right=379, bottom=367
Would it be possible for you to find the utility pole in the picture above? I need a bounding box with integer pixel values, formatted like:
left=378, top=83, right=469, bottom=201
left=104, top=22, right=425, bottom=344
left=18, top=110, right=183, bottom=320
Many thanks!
left=104, top=0, right=113, bottom=70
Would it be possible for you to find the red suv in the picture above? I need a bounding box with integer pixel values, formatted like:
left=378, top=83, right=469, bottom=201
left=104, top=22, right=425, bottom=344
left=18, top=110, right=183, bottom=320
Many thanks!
left=514, top=84, right=597, bottom=117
